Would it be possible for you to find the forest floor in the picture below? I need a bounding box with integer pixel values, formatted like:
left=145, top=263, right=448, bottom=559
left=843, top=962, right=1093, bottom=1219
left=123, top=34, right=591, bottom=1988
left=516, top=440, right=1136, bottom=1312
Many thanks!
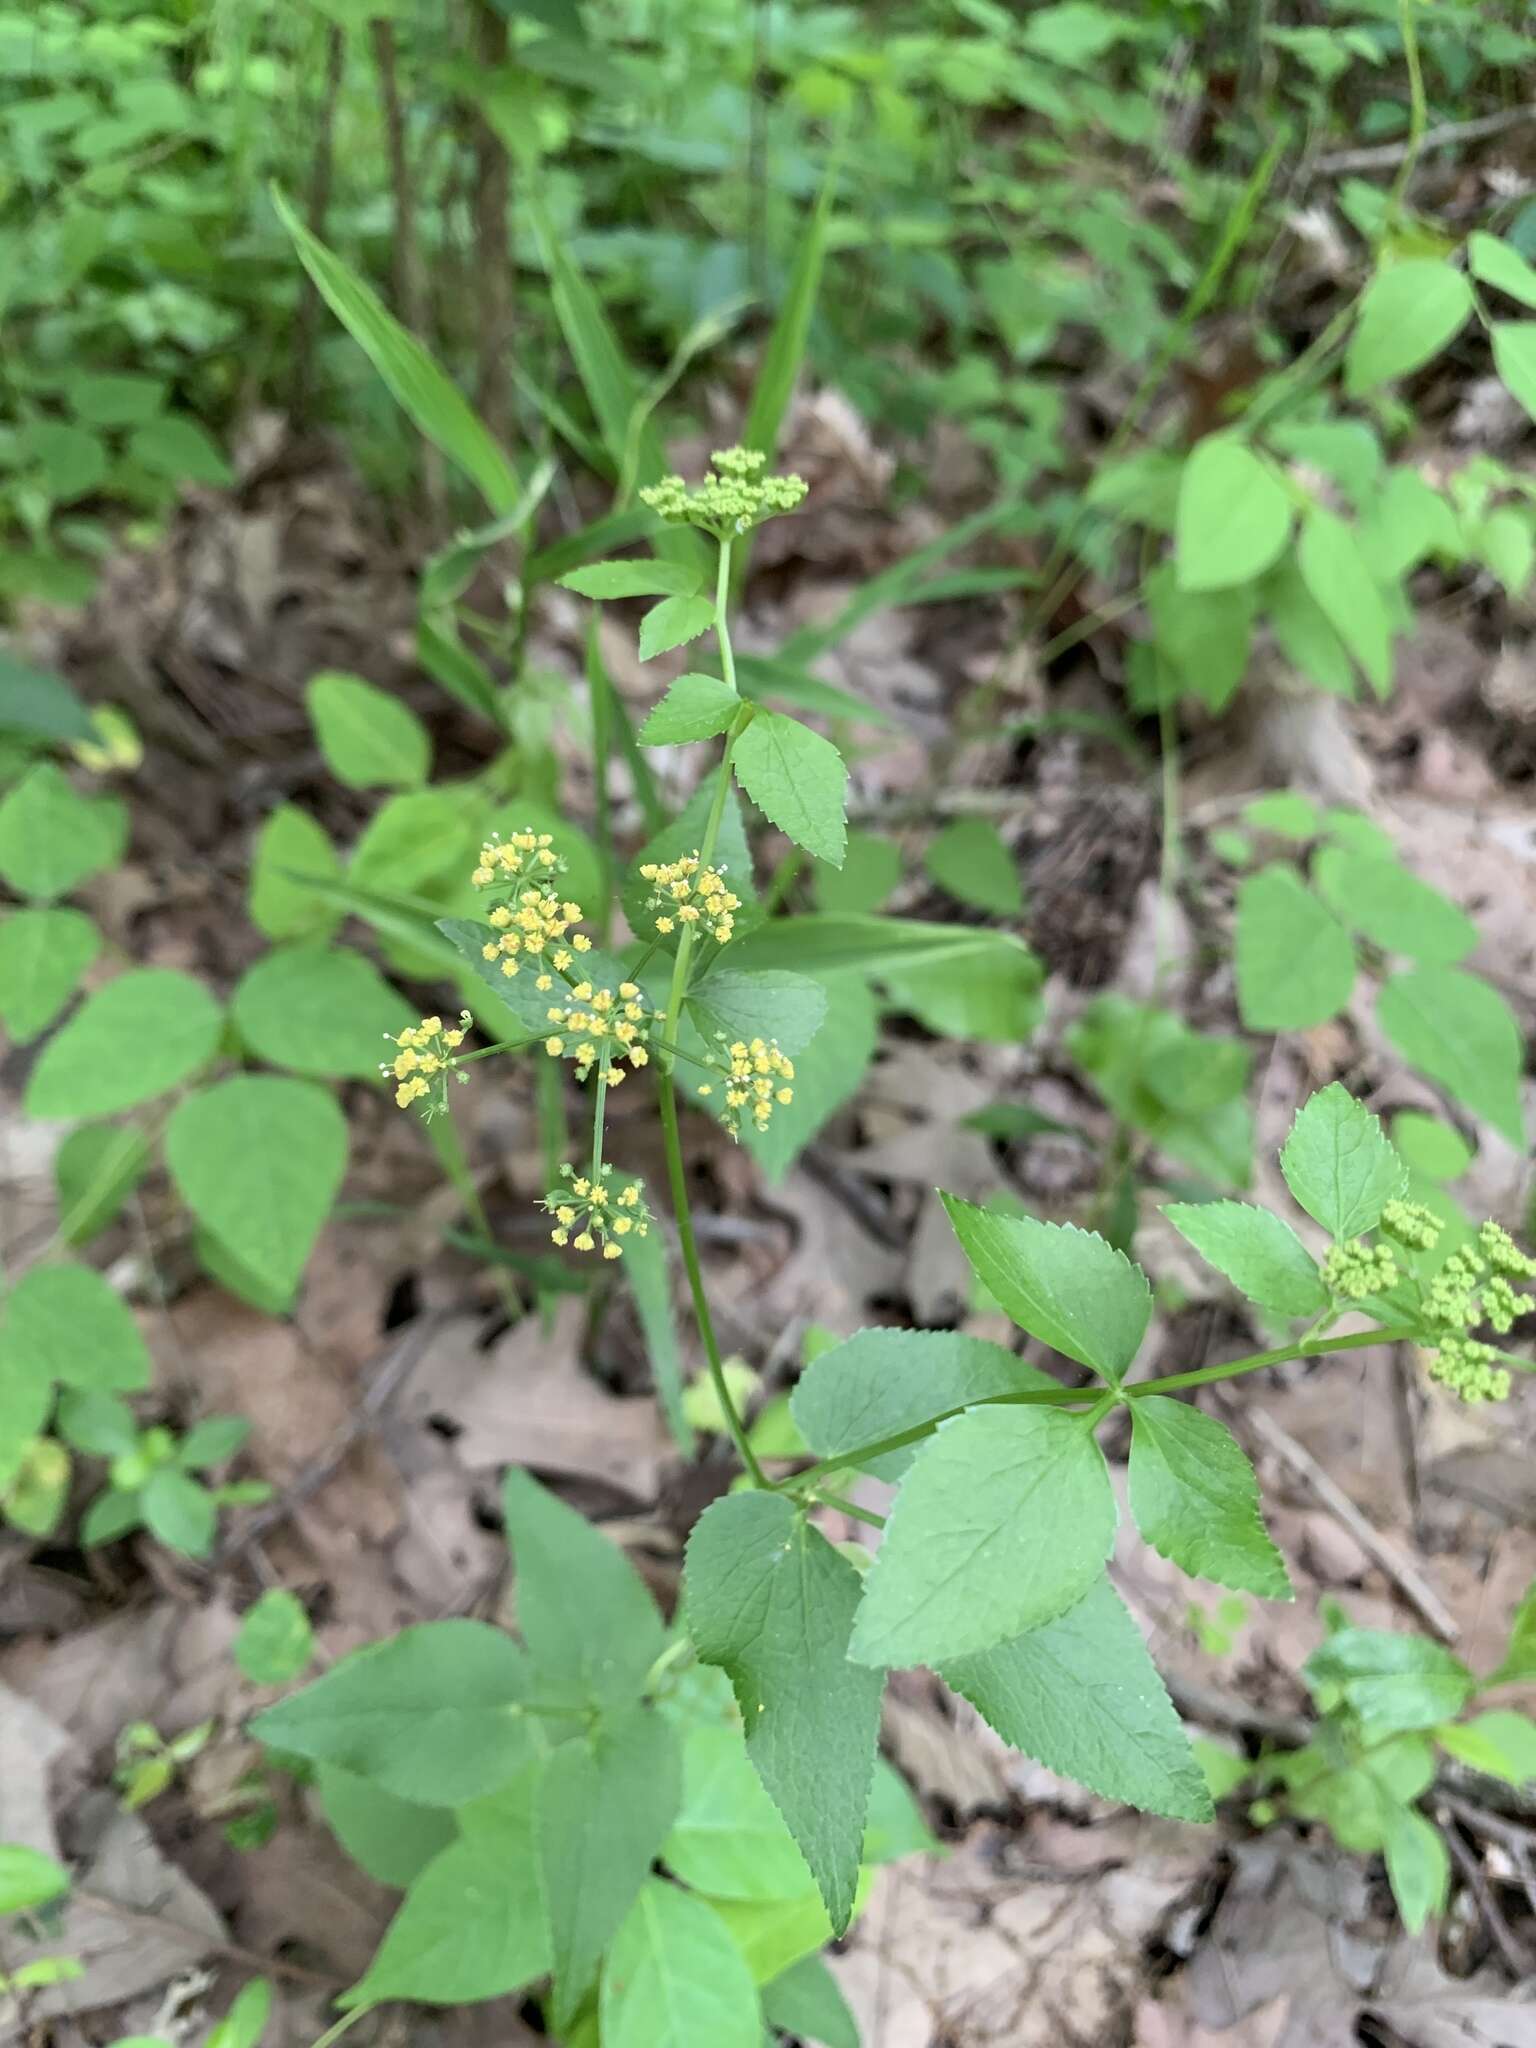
left=4, top=387, right=1536, bottom=2048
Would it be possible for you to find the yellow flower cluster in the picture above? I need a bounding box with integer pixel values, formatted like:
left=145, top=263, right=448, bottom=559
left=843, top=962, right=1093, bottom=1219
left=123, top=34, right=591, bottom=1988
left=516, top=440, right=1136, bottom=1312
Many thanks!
left=638, top=854, right=741, bottom=945
left=543, top=981, right=652, bottom=1084
left=698, top=1037, right=795, bottom=1136
left=542, top=1163, right=652, bottom=1260
left=471, top=831, right=591, bottom=984
left=472, top=828, right=560, bottom=889
left=381, top=1012, right=471, bottom=1115
left=641, top=447, right=808, bottom=536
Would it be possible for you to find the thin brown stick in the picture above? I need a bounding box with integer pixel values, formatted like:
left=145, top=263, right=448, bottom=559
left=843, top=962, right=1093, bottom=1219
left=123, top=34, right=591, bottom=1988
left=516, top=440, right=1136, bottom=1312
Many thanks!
left=1314, top=104, right=1536, bottom=175
left=290, top=23, right=347, bottom=424
left=1434, top=1808, right=1536, bottom=1978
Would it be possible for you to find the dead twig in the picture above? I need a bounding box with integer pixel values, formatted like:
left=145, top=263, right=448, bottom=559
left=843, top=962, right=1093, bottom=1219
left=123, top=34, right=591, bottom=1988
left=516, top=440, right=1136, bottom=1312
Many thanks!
left=1313, top=104, right=1536, bottom=175
left=1434, top=1806, right=1536, bottom=1980
left=1249, top=1405, right=1461, bottom=1643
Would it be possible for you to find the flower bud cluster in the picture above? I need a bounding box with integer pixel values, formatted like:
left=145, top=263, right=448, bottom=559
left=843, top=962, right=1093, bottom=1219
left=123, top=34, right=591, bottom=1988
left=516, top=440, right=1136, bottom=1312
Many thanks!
left=1380, top=1199, right=1442, bottom=1252
left=1322, top=1238, right=1398, bottom=1301
left=473, top=833, right=591, bottom=985
left=639, top=854, right=740, bottom=945
left=542, top=1163, right=652, bottom=1260
left=640, top=447, right=807, bottom=536
left=381, top=1012, right=471, bottom=1115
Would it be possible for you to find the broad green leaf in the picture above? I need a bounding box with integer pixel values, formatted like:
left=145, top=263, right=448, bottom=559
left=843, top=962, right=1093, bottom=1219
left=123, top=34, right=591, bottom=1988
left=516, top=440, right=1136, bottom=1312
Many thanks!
left=1311, top=848, right=1475, bottom=965
left=129, top=414, right=231, bottom=486
left=792, top=1327, right=1060, bottom=1481
left=1360, top=469, right=1460, bottom=581
left=1174, top=436, right=1291, bottom=592
left=942, top=1577, right=1212, bottom=1822
left=55, top=1390, right=136, bottom=1456
left=560, top=559, right=700, bottom=600
left=350, top=787, right=482, bottom=894
left=1265, top=556, right=1355, bottom=694
left=141, top=1467, right=216, bottom=1557
left=0, top=1845, right=70, bottom=1915
left=0, top=1261, right=151, bottom=1393
left=0, top=906, right=98, bottom=1041
left=762, top=1954, right=859, bottom=2048
left=1381, top=1804, right=1448, bottom=1935
left=878, top=938, right=1043, bottom=1043
left=1304, top=1628, right=1474, bottom=1738
left=1296, top=506, right=1393, bottom=694
left=601, top=1880, right=761, bottom=2048
left=1475, top=505, right=1536, bottom=595
left=706, top=1882, right=870, bottom=1987
left=741, top=971, right=877, bottom=1181
left=1391, top=1111, right=1472, bottom=1183
left=1345, top=261, right=1473, bottom=393
left=849, top=1406, right=1118, bottom=1667
left=1147, top=566, right=1255, bottom=709
left=638, top=594, right=716, bottom=661
left=1469, top=232, right=1536, bottom=311
left=316, top=1764, right=455, bottom=1890
left=1163, top=1201, right=1328, bottom=1318
left=231, top=945, right=412, bottom=1079
left=1234, top=865, right=1356, bottom=1031
left=1492, top=323, right=1536, bottom=425
left=663, top=1723, right=816, bottom=1900
left=939, top=1195, right=1150, bottom=1383
left=25, top=969, right=221, bottom=1120
left=539, top=1706, right=681, bottom=2027
left=165, top=1077, right=347, bottom=1303
left=306, top=673, right=430, bottom=791
left=732, top=710, right=848, bottom=866
left=272, top=186, right=522, bottom=515
left=248, top=805, right=343, bottom=942
left=1245, top=792, right=1320, bottom=838
left=814, top=832, right=900, bottom=914
left=0, top=763, right=126, bottom=902
left=686, top=1490, right=883, bottom=1934
left=175, top=1415, right=249, bottom=1470
left=1128, top=1397, right=1291, bottom=1598
left=1435, top=1710, right=1536, bottom=1786
left=1493, top=1575, right=1536, bottom=1685
left=1280, top=1084, right=1406, bottom=1239
left=1377, top=969, right=1526, bottom=1146
left=502, top=1468, right=665, bottom=1710
left=236, top=1589, right=314, bottom=1685
left=638, top=672, right=739, bottom=745
left=687, top=967, right=827, bottom=1058
left=0, top=655, right=92, bottom=743
left=251, top=1619, right=533, bottom=1804
left=923, top=816, right=1022, bottom=916
left=205, top=1981, right=270, bottom=2048
left=1267, top=420, right=1383, bottom=507
left=349, top=1765, right=549, bottom=2004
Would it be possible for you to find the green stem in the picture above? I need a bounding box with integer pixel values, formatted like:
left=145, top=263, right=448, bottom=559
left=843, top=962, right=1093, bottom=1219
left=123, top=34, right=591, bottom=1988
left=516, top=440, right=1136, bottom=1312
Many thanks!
left=590, top=1046, right=611, bottom=1182
left=1389, top=0, right=1427, bottom=227
left=778, top=1325, right=1417, bottom=1495
left=308, top=2005, right=376, bottom=2048
left=586, top=622, right=615, bottom=944
left=815, top=1492, right=886, bottom=1530
left=657, top=1070, right=767, bottom=1488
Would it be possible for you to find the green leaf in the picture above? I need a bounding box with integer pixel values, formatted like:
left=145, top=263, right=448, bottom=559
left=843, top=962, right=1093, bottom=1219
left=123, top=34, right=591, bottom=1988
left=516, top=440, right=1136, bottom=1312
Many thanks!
left=849, top=1406, right=1118, bottom=1667
left=762, top=1954, right=859, bottom=2048
left=923, top=816, right=1022, bottom=916
left=638, top=672, right=739, bottom=745
left=814, top=832, right=900, bottom=914
left=601, top=1880, right=762, bottom=2048
left=272, top=185, right=522, bottom=515
left=1147, top=565, right=1255, bottom=710
left=939, top=1195, right=1150, bottom=1383
left=733, top=711, right=848, bottom=866
left=53, top=1123, right=150, bottom=1246
left=1281, top=1084, right=1406, bottom=1242
left=128, top=415, right=232, bottom=486
left=685, top=1490, right=884, bottom=1934
left=1174, top=436, right=1292, bottom=592
left=1345, top=261, right=1473, bottom=393
left=0, top=654, right=92, bottom=743
left=0, top=906, right=98, bottom=1042
left=663, top=1723, right=816, bottom=1901
left=1163, top=1201, right=1328, bottom=1318
left=1493, top=1575, right=1536, bottom=1685
left=1493, top=322, right=1536, bottom=424
left=0, top=1845, right=70, bottom=1915
left=1377, top=969, right=1526, bottom=1146
left=706, top=1885, right=866, bottom=1987
left=232, top=945, right=412, bottom=1079
left=176, top=1416, right=249, bottom=1468
left=165, top=1077, right=347, bottom=1304
left=1128, top=1397, right=1291, bottom=1598
left=560, top=559, right=701, bottom=600
left=687, top=968, right=827, bottom=1057
left=252, top=1620, right=534, bottom=1804
left=638, top=594, right=716, bottom=661
left=1264, top=555, right=1355, bottom=695
left=306, top=673, right=430, bottom=791
left=248, top=805, right=343, bottom=942
left=792, top=1327, right=1060, bottom=1481
left=1359, top=469, right=1460, bottom=581
left=1435, top=1710, right=1536, bottom=1786
left=1469, top=232, right=1536, bottom=311
left=0, top=1261, right=151, bottom=1393
left=25, top=969, right=221, bottom=1120
left=1381, top=1804, right=1448, bottom=1935
left=1311, top=848, right=1476, bottom=965
left=1304, top=1628, right=1474, bottom=1737
left=540, top=1706, right=682, bottom=2027
left=236, top=1589, right=314, bottom=1685
left=349, top=1765, right=549, bottom=2004
left=878, top=938, right=1043, bottom=1043
left=55, top=1390, right=136, bottom=1456
left=621, top=1223, right=691, bottom=1452
left=316, top=1764, right=455, bottom=1890
left=67, top=370, right=165, bottom=427
left=0, top=763, right=126, bottom=902
left=740, top=971, right=878, bottom=1181
left=350, top=787, right=482, bottom=894
left=1234, top=865, right=1356, bottom=1032
left=141, top=1468, right=216, bottom=1557
left=502, top=1468, right=665, bottom=1710
left=205, top=1980, right=270, bottom=2048
left=1296, top=506, right=1393, bottom=694
left=942, top=1577, right=1212, bottom=1822
left=742, top=161, right=836, bottom=465
left=1391, top=1111, right=1472, bottom=1183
